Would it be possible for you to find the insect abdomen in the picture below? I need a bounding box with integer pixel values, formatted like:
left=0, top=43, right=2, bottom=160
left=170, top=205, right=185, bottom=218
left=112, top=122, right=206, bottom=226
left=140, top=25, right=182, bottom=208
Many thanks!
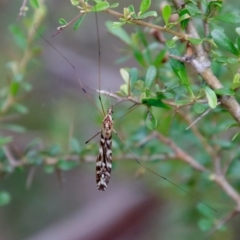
left=96, top=133, right=112, bottom=191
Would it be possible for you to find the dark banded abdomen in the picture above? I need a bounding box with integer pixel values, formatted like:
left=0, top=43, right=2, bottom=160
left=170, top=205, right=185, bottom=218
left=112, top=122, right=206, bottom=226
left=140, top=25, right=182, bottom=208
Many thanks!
left=96, top=133, right=112, bottom=191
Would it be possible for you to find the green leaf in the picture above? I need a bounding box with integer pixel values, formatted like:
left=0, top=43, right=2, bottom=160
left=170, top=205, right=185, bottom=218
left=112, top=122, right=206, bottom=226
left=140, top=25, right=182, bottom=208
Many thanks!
left=2, top=124, right=26, bottom=133
left=188, top=38, right=203, bottom=45
left=225, top=122, right=240, bottom=130
left=137, top=11, right=157, bottom=19
left=231, top=82, right=240, bottom=90
left=236, top=37, right=240, bottom=51
left=129, top=68, right=138, bottom=90
left=128, top=5, right=137, bottom=18
left=169, top=49, right=190, bottom=87
left=58, top=160, right=78, bottom=171
left=214, top=87, right=235, bottom=96
left=109, top=3, right=119, bottom=8
left=111, top=21, right=126, bottom=28
left=213, top=56, right=228, bottom=63
left=203, top=86, right=218, bottom=108
left=236, top=27, right=240, bottom=36
left=44, top=165, right=55, bottom=174
left=59, top=18, right=67, bottom=25
left=231, top=72, right=240, bottom=90
left=153, top=49, right=166, bottom=66
left=211, top=30, right=239, bottom=56
left=166, top=39, right=176, bottom=48
left=119, top=84, right=128, bottom=96
left=74, top=15, right=85, bottom=31
left=145, top=65, right=157, bottom=88
left=232, top=72, right=240, bottom=83
left=213, top=14, right=240, bottom=23
left=0, top=191, right=11, bottom=206
left=207, top=1, right=222, bottom=15
left=198, top=218, right=213, bottom=231
left=232, top=132, right=239, bottom=141
left=0, top=136, right=12, bottom=146
left=146, top=109, right=158, bottom=130
left=10, top=82, right=20, bottom=96
left=71, top=0, right=79, bottom=6
left=30, top=0, right=39, bottom=8
left=12, top=103, right=28, bottom=114
left=49, top=144, right=61, bottom=156
left=91, top=2, right=109, bottom=12
left=133, top=48, right=146, bottom=67
left=197, top=202, right=215, bottom=218
left=142, top=97, right=169, bottom=108
left=134, top=80, right=145, bottom=92
left=186, top=4, right=202, bottom=16
left=193, top=102, right=205, bottom=114
left=9, top=25, right=26, bottom=50
left=70, top=138, right=81, bottom=154
left=140, top=0, right=151, bottom=14
left=227, top=58, right=239, bottom=64
left=120, top=68, right=130, bottom=83
left=162, top=5, right=171, bottom=25
left=106, top=22, right=130, bottom=45
left=179, top=9, right=190, bottom=29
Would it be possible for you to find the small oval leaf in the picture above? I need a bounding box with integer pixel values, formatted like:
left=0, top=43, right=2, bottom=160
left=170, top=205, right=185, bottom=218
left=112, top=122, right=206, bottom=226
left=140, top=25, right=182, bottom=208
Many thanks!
left=59, top=18, right=67, bottom=25
left=145, top=65, right=157, bottom=88
left=214, top=13, right=240, bottom=24
left=146, top=110, right=158, bottom=130
left=91, top=2, right=109, bottom=12
left=162, top=5, right=171, bottom=25
left=204, top=86, right=218, bottom=108
left=211, top=30, right=239, bottom=56
left=0, top=191, right=11, bottom=206
left=140, top=0, right=151, bottom=14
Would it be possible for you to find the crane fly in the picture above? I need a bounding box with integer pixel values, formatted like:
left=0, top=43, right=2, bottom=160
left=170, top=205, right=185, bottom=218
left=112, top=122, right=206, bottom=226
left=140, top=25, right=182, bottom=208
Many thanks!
left=36, top=11, right=216, bottom=212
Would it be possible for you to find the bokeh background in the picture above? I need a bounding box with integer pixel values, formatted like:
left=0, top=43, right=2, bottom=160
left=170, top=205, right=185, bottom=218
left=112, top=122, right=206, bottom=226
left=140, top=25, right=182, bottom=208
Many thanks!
left=0, top=0, right=240, bottom=240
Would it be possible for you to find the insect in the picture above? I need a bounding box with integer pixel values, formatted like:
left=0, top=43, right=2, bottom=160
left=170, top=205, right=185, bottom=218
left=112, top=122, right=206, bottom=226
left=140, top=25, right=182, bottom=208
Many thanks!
left=36, top=12, right=216, bottom=211
left=94, top=107, right=114, bottom=191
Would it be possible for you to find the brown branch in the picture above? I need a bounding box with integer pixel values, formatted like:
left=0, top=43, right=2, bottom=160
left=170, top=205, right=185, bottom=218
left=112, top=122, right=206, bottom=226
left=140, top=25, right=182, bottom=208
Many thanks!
left=79, top=0, right=188, bottom=40
left=214, top=175, right=240, bottom=210
left=52, top=12, right=83, bottom=37
left=150, top=131, right=207, bottom=172
left=208, top=209, right=240, bottom=236
left=176, top=110, right=217, bottom=161
left=149, top=130, right=240, bottom=210
left=2, top=146, right=22, bottom=168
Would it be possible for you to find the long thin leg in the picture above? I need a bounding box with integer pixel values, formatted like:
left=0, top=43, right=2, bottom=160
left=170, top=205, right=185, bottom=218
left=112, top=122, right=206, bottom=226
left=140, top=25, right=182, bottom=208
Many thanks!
left=94, top=12, right=105, bottom=116
left=112, top=128, right=217, bottom=212
left=34, top=25, right=104, bottom=117
left=85, top=130, right=101, bottom=144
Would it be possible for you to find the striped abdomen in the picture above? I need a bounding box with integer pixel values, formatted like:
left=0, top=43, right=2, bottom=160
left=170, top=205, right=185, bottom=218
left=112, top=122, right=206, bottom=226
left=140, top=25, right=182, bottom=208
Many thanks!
left=96, top=107, right=113, bottom=191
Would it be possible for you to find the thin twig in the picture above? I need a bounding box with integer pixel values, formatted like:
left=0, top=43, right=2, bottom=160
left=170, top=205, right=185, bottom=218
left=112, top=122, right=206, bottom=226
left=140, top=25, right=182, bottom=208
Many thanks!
left=52, top=13, right=83, bottom=37
left=2, top=146, right=21, bottom=168
left=26, top=167, right=37, bottom=189
left=207, top=209, right=240, bottom=236
left=150, top=131, right=207, bottom=172
left=168, top=54, right=192, bottom=63
left=186, top=102, right=221, bottom=130
left=18, top=0, right=28, bottom=20
left=79, top=0, right=188, bottom=40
